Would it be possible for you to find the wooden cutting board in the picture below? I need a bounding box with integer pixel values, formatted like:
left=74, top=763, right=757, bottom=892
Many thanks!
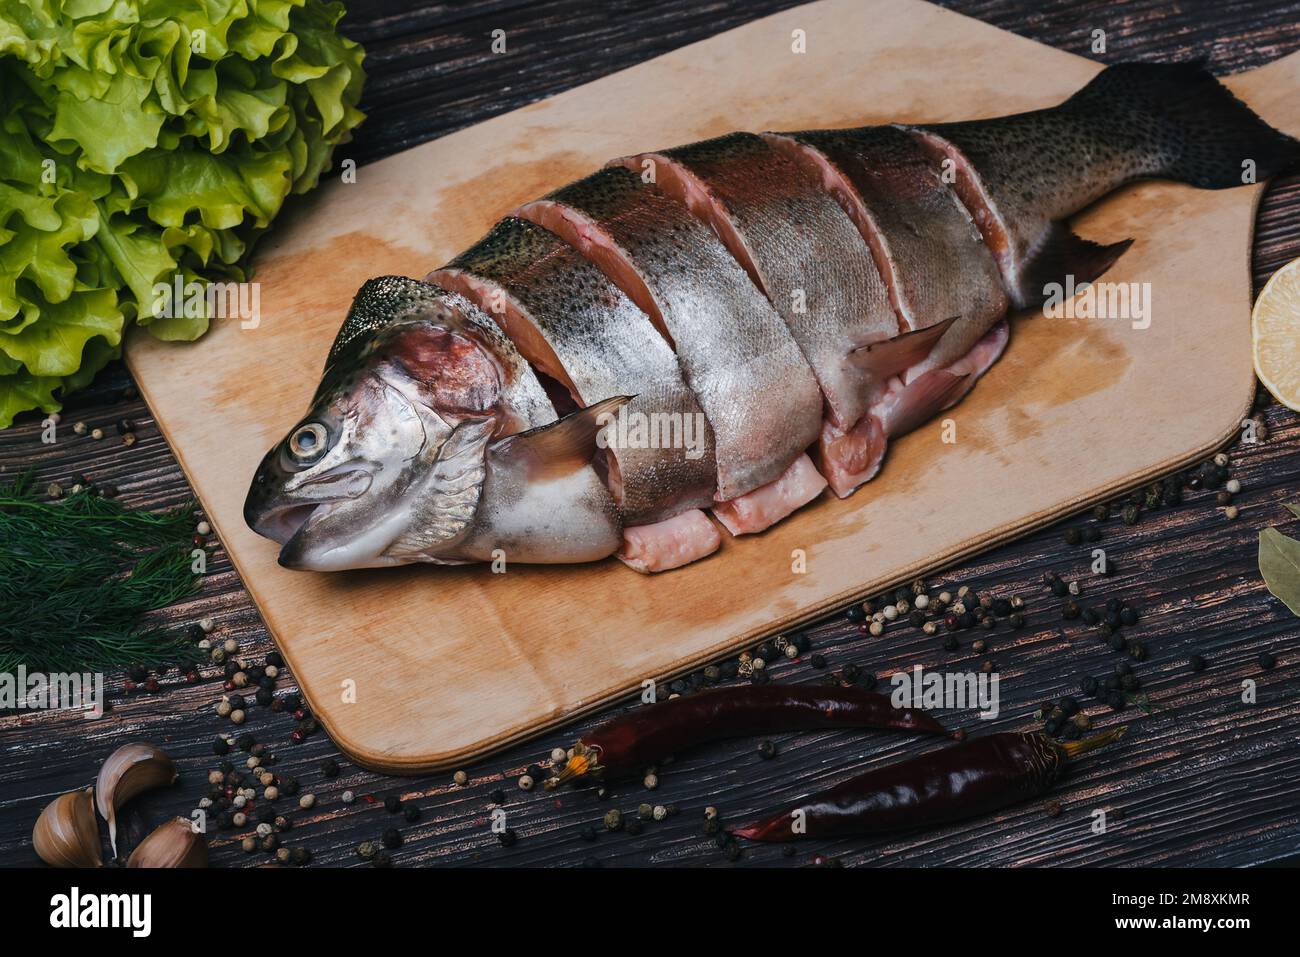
left=126, top=0, right=1300, bottom=773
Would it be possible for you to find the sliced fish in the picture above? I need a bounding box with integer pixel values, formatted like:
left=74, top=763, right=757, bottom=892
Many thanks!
left=516, top=166, right=825, bottom=503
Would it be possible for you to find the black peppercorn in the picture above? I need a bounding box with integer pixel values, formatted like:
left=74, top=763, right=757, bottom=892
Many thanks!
left=1107, top=691, right=1126, bottom=711
left=384, top=795, right=401, bottom=814
left=490, top=789, right=505, bottom=804
left=372, top=850, right=393, bottom=867
left=1258, top=652, right=1277, bottom=670
left=809, top=653, right=827, bottom=670
left=1189, top=654, right=1207, bottom=672
left=1109, top=633, right=1127, bottom=652
left=320, top=758, right=340, bottom=778
left=1081, top=675, right=1099, bottom=696
left=382, top=827, right=403, bottom=849
left=403, top=802, right=421, bottom=823
left=845, top=605, right=866, bottom=623
left=212, top=737, right=230, bottom=755
left=943, top=636, right=959, bottom=651
left=1064, top=527, right=1082, bottom=545
left=758, top=740, right=777, bottom=760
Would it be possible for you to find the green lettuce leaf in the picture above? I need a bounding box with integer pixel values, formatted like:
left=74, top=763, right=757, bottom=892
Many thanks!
left=0, top=0, right=365, bottom=425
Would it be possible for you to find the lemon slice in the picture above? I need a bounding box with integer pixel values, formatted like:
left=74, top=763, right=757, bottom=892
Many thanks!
left=1253, top=256, right=1300, bottom=412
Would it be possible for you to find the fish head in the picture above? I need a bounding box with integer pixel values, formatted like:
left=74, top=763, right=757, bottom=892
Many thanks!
left=245, top=277, right=520, bottom=571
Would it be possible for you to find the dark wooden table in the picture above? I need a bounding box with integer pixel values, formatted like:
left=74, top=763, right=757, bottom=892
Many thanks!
left=3, top=0, right=1299, bottom=868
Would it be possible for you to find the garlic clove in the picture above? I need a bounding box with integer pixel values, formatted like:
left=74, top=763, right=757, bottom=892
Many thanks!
left=33, top=787, right=103, bottom=868
left=94, top=743, right=178, bottom=857
left=126, top=817, right=208, bottom=868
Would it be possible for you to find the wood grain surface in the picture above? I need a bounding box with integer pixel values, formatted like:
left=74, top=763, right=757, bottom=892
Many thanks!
left=118, top=0, right=1300, bottom=777
left=2, top=0, right=1299, bottom=869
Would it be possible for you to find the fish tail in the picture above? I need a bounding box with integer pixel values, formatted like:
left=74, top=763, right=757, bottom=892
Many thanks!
left=1064, top=61, right=1300, bottom=187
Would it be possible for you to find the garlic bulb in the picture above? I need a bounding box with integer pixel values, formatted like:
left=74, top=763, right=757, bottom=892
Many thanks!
left=126, top=817, right=208, bottom=868
left=33, top=787, right=103, bottom=868
left=94, top=743, right=177, bottom=856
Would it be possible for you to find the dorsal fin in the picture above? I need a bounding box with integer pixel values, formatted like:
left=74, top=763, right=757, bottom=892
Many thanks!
left=490, top=395, right=632, bottom=481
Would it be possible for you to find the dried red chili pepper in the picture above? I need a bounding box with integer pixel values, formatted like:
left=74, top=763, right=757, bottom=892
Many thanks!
left=732, top=726, right=1126, bottom=841
left=546, top=684, right=953, bottom=787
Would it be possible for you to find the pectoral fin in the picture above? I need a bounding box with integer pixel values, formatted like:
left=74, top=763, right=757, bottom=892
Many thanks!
left=490, top=395, right=632, bottom=481
left=850, top=315, right=959, bottom=379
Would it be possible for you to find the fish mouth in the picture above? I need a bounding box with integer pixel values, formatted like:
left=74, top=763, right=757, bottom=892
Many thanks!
left=252, top=502, right=327, bottom=546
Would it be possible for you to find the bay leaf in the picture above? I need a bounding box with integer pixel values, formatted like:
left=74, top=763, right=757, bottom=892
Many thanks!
left=1259, top=527, right=1300, bottom=617
left=1284, top=503, right=1300, bottom=520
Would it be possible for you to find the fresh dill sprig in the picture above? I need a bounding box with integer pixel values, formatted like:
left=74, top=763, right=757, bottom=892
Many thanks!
left=0, top=472, right=201, bottom=674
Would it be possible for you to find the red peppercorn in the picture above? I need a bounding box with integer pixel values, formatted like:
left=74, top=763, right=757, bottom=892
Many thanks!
left=292, top=709, right=306, bottom=721
left=291, top=729, right=304, bottom=743
left=192, top=534, right=206, bottom=547
left=144, top=677, right=160, bottom=693
left=123, top=679, right=137, bottom=693
left=186, top=670, right=200, bottom=684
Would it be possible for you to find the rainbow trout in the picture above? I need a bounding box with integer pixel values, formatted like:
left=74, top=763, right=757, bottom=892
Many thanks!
left=246, top=63, right=1297, bottom=572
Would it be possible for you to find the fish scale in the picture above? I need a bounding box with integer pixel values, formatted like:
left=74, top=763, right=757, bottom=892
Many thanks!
left=619, top=132, right=899, bottom=431
left=767, top=126, right=1009, bottom=379
left=432, top=216, right=717, bottom=525
left=517, top=165, right=825, bottom=502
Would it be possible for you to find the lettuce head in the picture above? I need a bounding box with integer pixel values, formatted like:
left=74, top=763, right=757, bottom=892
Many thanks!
left=0, top=0, right=365, bottom=426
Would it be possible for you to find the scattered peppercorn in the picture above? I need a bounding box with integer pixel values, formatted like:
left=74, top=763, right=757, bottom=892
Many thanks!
left=1189, top=654, right=1207, bottom=673
left=1258, top=652, right=1277, bottom=671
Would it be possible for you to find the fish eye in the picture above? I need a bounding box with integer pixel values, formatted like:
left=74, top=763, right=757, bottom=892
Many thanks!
left=288, top=422, right=329, bottom=463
